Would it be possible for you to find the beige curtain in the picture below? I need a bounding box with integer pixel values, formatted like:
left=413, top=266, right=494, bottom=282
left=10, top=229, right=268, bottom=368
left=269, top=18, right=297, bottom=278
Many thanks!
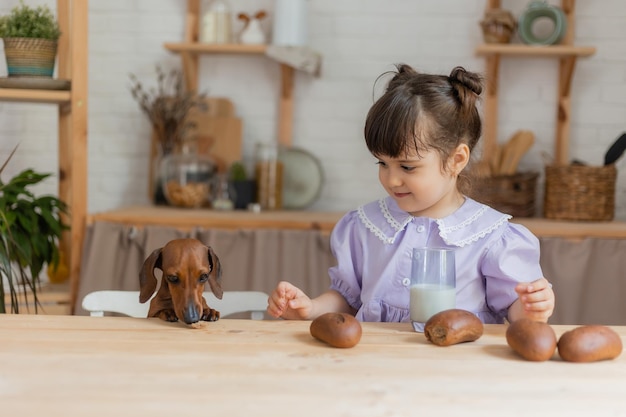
left=539, top=237, right=626, bottom=325
left=75, top=221, right=335, bottom=315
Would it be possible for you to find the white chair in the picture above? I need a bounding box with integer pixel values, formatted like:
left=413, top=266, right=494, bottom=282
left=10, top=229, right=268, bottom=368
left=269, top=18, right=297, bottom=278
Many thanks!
left=82, top=290, right=269, bottom=320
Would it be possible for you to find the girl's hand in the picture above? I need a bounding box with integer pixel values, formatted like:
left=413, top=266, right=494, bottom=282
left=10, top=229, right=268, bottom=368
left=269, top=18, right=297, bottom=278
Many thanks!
left=266, top=281, right=313, bottom=320
left=513, top=277, right=555, bottom=322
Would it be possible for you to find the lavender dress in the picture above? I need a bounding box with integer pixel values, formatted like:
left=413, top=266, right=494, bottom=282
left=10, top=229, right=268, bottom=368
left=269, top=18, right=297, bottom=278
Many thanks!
left=328, top=196, right=543, bottom=324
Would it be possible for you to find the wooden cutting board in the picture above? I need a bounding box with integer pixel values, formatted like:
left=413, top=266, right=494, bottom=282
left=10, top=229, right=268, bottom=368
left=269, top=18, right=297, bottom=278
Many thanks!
left=188, top=97, right=243, bottom=173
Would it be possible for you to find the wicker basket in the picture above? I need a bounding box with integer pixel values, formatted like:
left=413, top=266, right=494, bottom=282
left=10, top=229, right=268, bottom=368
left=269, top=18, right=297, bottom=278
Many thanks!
left=3, top=37, right=58, bottom=77
left=544, top=164, right=617, bottom=221
left=468, top=172, right=539, bottom=217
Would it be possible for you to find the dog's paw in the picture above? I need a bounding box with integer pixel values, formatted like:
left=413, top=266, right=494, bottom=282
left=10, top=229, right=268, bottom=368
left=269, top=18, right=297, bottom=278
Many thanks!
left=157, top=310, right=179, bottom=322
left=202, top=308, right=221, bottom=322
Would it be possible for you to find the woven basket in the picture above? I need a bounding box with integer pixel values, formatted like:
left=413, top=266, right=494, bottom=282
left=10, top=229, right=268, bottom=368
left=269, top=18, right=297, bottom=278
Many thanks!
left=544, top=164, right=617, bottom=221
left=3, top=37, right=57, bottom=77
left=468, top=172, right=539, bottom=217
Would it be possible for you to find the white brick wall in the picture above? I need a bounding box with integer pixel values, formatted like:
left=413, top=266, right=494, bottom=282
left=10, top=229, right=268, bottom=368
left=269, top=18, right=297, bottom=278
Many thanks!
left=2, top=1, right=626, bottom=218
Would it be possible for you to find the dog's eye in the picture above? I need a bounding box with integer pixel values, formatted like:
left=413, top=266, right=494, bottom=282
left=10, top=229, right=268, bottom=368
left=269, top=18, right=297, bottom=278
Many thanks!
left=167, top=275, right=180, bottom=284
left=199, top=273, right=209, bottom=283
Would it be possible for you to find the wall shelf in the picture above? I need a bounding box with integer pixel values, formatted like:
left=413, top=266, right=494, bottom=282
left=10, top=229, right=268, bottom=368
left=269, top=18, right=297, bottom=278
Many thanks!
left=0, top=89, right=71, bottom=104
left=475, top=44, right=596, bottom=57
left=163, top=42, right=267, bottom=54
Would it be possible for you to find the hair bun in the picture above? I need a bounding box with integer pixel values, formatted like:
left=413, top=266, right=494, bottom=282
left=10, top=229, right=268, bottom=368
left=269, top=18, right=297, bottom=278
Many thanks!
left=449, top=66, right=483, bottom=96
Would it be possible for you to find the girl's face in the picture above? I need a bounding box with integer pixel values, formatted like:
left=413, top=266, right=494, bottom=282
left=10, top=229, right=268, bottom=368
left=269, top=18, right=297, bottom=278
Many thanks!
left=376, top=145, right=469, bottom=218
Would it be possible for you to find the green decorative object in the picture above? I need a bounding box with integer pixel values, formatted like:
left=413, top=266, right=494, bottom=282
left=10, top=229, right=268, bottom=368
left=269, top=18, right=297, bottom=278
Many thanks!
left=228, top=161, right=257, bottom=210
left=518, top=1, right=567, bottom=46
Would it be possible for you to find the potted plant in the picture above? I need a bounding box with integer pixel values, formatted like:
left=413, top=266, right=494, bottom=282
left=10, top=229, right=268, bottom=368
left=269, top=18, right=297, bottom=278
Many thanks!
left=228, top=161, right=257, bottom=210
left=0, top=146, right=69, bottom=314
left=0, top=0, right=61, bottom=77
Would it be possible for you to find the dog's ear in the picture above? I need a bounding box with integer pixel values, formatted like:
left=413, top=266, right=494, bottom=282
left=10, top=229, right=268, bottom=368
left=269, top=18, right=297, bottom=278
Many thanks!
left=206, top=245, right=223, bottom=300
left=139, top=247, right=163, bottom=303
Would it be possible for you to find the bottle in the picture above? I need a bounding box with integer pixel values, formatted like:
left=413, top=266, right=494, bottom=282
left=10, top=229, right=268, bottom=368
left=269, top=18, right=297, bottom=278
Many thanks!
left=255, top=143, right=283, bottom=210
left=201, top=0, right=232, bottom=44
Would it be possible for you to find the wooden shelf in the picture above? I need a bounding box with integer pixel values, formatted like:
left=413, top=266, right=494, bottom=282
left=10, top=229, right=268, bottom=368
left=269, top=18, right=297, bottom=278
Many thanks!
left=0, top=88, right=71, bottom=104
left=88, top=206, right=342, bottom=233
left=475, top=44, right=596, bottom=57
left=87, top=206, right=626, bottom=240
left=512, top=218, right=626, bottom=239
left=164, top=42, right=267, bottom=54
left=3, top=282, right=71, bottom=315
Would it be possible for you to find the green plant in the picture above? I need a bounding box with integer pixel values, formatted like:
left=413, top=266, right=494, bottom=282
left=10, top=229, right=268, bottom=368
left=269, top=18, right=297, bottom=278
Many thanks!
left=228, top=161, right=248, bottom=181
left=0, top=145, right=69, bottom=314
left=0, top=0, right=61, bottom=40
left=129, top=65, right=208, bottom=156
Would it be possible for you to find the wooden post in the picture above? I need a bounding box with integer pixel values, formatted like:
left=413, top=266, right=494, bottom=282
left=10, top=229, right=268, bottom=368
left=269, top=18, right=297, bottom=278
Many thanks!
left=65, top=0, right=89, bottom=314
left=278, top=64, right=294, bottom=147
left=482, top=54, right=500, bottom=167
left=182, top=0, right=200, bottom=92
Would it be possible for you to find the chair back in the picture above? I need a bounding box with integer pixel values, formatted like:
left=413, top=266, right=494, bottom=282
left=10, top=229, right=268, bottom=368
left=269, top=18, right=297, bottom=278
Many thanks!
left=82, top=290, right=268, bottom=320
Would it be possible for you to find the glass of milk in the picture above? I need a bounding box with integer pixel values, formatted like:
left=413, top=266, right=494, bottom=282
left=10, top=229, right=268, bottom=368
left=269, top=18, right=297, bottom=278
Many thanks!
left=410, top=247, right=456, bottom=332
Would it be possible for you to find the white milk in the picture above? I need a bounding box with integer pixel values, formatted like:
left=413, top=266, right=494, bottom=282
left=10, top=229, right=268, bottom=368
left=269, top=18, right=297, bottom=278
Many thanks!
left=410, top=284, right=456, bottom=323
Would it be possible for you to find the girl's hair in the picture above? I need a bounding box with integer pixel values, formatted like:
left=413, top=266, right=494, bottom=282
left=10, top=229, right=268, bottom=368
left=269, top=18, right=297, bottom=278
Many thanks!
left=364, top=64, right=483, bottom=182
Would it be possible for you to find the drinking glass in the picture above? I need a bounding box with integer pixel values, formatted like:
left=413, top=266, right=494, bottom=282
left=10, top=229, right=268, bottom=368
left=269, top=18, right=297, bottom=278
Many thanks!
left=410, top=247, right=456, bottom=332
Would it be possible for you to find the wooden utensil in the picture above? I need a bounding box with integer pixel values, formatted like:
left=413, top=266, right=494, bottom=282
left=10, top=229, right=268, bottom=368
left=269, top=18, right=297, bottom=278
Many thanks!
left=498, top=130, right=535, bottom=175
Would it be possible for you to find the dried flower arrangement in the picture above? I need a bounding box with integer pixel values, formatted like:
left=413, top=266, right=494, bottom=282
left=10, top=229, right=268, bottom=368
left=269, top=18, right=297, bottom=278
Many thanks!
left=129, top=65, right=207, bottom=155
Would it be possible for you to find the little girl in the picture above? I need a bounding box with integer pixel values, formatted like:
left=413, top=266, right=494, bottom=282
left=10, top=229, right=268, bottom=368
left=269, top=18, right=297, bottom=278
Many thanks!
left=267, top=64, right=555, bottom=325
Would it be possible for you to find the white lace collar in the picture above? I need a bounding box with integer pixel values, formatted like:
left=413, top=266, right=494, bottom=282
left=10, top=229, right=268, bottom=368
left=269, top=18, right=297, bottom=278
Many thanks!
left=357, top=197, right=511, bottom=247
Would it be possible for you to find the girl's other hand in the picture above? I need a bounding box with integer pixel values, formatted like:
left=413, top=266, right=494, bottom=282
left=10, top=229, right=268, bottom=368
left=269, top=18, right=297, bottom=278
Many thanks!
left=514, top=277, right=555, bottom=322
left=266, top=281, right=313, bottom=320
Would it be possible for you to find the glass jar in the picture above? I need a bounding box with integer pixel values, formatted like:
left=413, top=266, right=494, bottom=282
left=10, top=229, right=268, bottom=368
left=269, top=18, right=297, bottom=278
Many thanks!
left=254, top=143, right=283, bottom=210
left=211, top=173, right=236, bottom=211
left=160, top=152, right=217, bottom=208
left=201, top=0, right=232, bottom=44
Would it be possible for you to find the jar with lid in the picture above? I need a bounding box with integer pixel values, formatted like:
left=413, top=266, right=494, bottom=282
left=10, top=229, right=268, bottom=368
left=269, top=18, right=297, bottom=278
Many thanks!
left=255, top=142, right=283, bottom=210
left=160, top=151, right=217, bottom=208
left=211, top=173, right=236, bottom=211
left=201, top=0, right=233, bottom=44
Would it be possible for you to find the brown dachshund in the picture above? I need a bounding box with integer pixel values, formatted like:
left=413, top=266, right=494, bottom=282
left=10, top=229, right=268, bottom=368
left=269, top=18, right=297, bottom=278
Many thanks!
left=139, top=238, right=223, bottom=324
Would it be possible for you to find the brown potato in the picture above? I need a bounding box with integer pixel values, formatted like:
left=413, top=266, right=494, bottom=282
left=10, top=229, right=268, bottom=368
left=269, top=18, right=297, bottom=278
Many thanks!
left=557, top=325, right=623, bottom=363
left=424, top=309, right=484, bottom=346
left=310, top=312, right=362, bottom=348
left=506, top=318, right=557, bottom=361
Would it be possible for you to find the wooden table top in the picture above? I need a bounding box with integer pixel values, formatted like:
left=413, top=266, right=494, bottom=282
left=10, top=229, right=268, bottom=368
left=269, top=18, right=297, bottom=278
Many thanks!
left=2, top=315, right=625, bottom=416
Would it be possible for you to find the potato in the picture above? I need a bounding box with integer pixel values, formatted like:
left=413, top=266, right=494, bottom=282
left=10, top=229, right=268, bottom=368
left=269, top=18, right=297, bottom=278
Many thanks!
left=506, top=318, right=557, bottom=362
left=310, top=312, right=362, bottom=348
left=557, top=325, right=623, bottom=363
left=424, top=309, right=484, bottom=346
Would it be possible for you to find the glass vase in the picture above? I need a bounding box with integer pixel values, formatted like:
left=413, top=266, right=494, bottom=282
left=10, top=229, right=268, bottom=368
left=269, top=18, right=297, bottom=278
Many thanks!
left=160, top=151, right=217, bottom=208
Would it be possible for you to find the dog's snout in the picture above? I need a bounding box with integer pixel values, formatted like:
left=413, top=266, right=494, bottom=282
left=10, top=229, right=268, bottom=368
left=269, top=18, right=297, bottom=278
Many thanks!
left=183, top=304, right=201, bottom=324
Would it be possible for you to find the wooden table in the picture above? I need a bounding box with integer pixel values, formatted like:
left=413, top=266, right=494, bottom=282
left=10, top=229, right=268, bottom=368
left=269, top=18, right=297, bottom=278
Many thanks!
left=2, top=316, right=624, bottom=416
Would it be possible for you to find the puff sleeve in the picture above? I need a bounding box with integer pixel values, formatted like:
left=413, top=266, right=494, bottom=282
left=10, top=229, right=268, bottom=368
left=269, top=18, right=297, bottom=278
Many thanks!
left=480, top=223, right=544, bottom=319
